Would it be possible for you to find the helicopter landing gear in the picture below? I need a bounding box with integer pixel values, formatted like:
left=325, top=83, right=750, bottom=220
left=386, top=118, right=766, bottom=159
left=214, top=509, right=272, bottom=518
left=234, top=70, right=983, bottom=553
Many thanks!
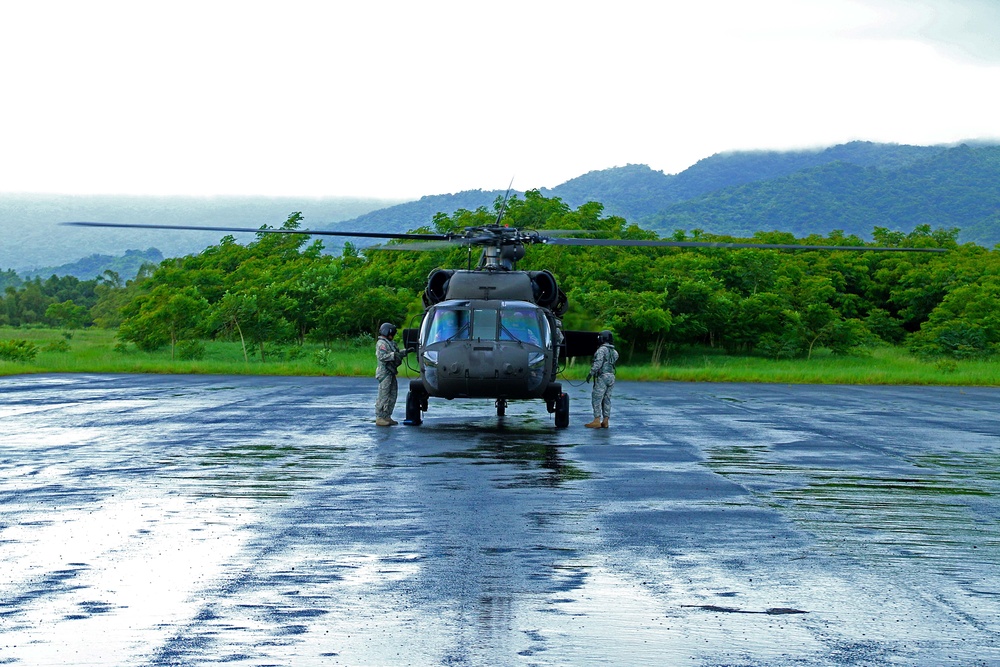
left=404, top=391, right=422, bottom=425
left=496, top=398, right=507, bottom=417
left=544, top=383, right=569, bottom=429
left=554, top=392, right=569, bottom=429
left=404, top=381, right=428, bottom=426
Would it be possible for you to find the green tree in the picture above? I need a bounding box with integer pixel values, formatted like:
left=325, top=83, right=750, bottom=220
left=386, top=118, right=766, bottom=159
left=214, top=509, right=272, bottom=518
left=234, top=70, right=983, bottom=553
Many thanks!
left=908, top=278, right=1000, bottom=358
left=210, top=288, right=294, bottom=362
left=723, top=292, right=787, bottom=354
left=118, top=285, right=210, bottom=358
left=213, top=291, right=254, bottom=363
left=45, top=300, right=90, bottom=329
left=572, top=287, right=672, bottom=360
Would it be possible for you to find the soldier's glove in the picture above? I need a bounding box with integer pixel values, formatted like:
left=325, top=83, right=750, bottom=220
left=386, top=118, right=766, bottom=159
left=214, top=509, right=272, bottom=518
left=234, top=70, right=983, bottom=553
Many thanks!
left=585, top=373, right=592, bottom=383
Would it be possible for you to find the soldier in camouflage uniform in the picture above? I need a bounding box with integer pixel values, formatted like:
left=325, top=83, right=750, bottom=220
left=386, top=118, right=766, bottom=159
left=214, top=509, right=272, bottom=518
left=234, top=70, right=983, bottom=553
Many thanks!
left=375, top=322, right=406, bottom=426
left=584, top=330, right=619, bottom=429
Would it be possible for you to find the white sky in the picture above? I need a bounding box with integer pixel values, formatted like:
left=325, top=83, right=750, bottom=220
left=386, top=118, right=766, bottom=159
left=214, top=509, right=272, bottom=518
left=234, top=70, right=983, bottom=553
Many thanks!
left=1, top=0, right=998, bottom=199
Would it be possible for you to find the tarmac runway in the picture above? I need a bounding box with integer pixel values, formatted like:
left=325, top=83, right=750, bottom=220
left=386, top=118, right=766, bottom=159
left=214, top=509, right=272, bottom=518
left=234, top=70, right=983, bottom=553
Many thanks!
left=1, top=373, right=998, bottom=665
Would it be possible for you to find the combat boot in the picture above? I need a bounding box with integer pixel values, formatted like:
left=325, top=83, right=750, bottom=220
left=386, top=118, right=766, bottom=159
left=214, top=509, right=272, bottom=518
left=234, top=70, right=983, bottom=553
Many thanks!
left=387, top=417, right=399, bottom=426
left=375, top=417, right=393, bottom=426
left=584, top=417, right=602, bottom=428
left=601, top=417, right=609, bottom=428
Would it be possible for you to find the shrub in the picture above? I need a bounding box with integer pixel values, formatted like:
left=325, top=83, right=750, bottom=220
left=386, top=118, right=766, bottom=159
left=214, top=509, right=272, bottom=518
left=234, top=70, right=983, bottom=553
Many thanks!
left=42, top=339, right=71, bottom=353
left=910, top=322, right=992, bottom=360
left=351, top=332, right=375, bottom=348
left=313, top=348, right=333, bottom=367
left=177, top=340, right=206, bottom=360
left=756, top=331, right=805, bottom=360
left=0, top=339, right=39, bottom=363
left=826, top=318, right=877, bottom=355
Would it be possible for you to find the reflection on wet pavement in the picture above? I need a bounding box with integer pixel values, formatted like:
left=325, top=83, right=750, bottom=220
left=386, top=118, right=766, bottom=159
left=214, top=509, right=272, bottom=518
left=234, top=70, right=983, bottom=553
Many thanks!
left=1, top=375, right=999, bottom=665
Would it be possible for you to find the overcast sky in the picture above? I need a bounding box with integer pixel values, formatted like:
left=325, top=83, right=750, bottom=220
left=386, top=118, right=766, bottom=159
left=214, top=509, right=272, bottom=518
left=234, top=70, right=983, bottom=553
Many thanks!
left=1, top=0, right=998, bottom=199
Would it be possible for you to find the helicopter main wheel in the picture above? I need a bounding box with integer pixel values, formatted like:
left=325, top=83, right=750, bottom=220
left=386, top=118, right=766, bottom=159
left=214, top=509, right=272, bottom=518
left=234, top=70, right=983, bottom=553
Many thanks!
left=404, top=389, right=423, bottom=426
left=554, top=392, right=569, bottom=429
left=496, top=398, right=507, bottom=417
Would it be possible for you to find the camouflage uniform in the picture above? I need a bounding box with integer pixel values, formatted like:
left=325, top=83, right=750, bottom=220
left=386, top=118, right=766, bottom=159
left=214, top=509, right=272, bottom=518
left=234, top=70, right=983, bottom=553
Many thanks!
left=375, top=336, right=404, bottom=421
left=590, top=343, right=619, bottom=419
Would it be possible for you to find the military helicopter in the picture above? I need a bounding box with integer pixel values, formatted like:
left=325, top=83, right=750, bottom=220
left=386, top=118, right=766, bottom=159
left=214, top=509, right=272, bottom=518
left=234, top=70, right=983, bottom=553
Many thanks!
left=66, top=196, right=947, bottom=429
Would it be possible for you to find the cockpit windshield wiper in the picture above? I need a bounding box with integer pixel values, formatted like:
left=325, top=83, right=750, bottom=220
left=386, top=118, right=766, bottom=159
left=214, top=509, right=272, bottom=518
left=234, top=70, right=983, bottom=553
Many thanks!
left=445, top=324, right=471, bottom=342
left=499, top=324, right=523, bottom=344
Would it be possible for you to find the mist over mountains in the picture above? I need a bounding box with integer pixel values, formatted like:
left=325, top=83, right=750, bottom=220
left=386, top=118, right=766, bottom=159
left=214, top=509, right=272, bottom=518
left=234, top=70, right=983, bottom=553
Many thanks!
left=3, top=140, right=997, bottom=279
left=0, top=194, right=404, bottom=274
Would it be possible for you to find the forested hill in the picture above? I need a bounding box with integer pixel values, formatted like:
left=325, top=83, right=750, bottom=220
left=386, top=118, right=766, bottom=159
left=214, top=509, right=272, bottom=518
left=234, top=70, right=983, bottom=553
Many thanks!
left=324, top=189, right=508, bottom=238
left=541, top=141, right=949, bottom=220
left=20, top=248, right=165, bottom=281
left=642, top=143, right=1000, bottom=246
left=334, top=141, right=1000, bottom=247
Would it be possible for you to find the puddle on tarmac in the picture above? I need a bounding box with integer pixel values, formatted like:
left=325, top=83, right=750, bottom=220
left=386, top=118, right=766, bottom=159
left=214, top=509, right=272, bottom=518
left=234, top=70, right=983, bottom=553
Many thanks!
left=703, top=439, right=1000, bottom=578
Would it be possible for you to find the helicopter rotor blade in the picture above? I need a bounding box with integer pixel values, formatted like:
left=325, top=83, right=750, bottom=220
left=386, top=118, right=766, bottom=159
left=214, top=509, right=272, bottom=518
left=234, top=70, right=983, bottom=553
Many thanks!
left=544, top=237, right=948, bottom=252
left=530, top=229, right=595, bottom=237
left=62, top=221, right=451, bottom=242
left=64, top=221, right=948, bottom=253
left=367, top=240, right=462, bottom=251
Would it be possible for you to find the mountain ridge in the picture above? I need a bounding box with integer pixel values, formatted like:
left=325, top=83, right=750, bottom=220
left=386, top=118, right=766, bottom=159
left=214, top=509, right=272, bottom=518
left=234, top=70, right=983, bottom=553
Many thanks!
left=3, top=140, right=998, bottom=277
left=642, top=143, right=1000, bottom=244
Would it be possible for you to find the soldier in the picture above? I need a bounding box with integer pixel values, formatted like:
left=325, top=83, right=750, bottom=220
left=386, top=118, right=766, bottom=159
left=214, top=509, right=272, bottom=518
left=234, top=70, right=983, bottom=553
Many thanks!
left=584, top=330, right=618, bottom=429
left=375, top=322, right=406, bottom=426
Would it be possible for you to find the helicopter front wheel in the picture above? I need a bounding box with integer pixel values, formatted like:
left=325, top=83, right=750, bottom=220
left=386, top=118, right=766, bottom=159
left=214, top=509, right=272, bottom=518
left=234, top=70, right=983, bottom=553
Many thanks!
left=404, top=389, right=423, bottom=426
left=554, top=392, right=569, bottom=429
left=496, top=398, right=507, bottom=417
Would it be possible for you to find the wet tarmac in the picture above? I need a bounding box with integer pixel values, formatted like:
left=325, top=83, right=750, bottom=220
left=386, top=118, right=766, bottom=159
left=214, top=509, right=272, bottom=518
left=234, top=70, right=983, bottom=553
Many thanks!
left=1, top=373, right=998, bottom=666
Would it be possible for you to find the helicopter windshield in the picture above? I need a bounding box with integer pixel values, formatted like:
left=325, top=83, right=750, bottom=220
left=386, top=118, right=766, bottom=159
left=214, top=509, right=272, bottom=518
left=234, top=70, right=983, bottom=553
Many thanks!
left=425, top=307, right=471, bottom=343
left=499, top=306, right=543, bottom=346
left=425, top=301, right=544, bottom=345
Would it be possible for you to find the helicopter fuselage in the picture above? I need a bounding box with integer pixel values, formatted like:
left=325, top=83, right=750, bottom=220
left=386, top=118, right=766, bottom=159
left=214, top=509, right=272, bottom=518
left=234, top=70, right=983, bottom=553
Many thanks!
left=416, top=298, right=556, bottom=400
left=401, top=266, right=582, bottom=426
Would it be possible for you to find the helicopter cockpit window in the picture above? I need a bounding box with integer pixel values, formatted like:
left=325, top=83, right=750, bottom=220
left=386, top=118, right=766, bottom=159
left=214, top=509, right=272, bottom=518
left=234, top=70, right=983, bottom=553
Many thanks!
left=472, top=309, right=499, bottom=341
left=426, top=308, right=471, bottom=343
left=499, top=307, right=543, bottom=346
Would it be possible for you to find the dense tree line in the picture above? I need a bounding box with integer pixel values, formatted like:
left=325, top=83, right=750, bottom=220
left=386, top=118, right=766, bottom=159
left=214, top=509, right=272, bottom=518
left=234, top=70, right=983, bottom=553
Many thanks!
left=0, top=273, right=114, bottom=329
left=3, top=191, right=996, bottom=361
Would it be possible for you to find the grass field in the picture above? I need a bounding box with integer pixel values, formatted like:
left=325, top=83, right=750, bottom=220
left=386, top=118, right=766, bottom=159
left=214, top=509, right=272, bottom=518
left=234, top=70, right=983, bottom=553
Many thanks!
left=2, top=326, right=998, bottom=386
left=0, top=328, right=373, bottom=377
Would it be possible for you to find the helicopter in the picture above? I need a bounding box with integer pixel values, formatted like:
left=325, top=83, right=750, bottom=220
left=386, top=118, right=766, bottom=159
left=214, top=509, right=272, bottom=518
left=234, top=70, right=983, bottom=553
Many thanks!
left=66, top=198, right=947, bottom=429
